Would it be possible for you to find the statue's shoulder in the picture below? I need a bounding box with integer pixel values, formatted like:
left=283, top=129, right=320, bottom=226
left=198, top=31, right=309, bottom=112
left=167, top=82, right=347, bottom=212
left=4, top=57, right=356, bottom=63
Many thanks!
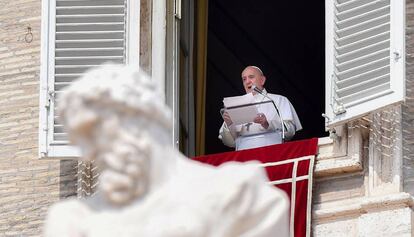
left=184, top=158, right=268, bottom=183
left=48, top=198, right=91, bottom=217
left=184, top=159, right=271, bottom=196
left=44, top=199, right=93, bottom=237
left=216, top=160, right=268, bottom=182
left=173, top=160, right=289, bottom=236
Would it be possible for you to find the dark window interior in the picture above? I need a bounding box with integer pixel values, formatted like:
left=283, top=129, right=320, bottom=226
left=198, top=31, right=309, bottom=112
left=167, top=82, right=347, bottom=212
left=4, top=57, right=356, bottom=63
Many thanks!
left=205, top=0, right=327, bottom=154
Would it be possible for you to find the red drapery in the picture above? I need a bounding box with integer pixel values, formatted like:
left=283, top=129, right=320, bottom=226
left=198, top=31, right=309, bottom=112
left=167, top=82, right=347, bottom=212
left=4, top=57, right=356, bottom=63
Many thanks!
left=195, top=138, right=318, bottom=237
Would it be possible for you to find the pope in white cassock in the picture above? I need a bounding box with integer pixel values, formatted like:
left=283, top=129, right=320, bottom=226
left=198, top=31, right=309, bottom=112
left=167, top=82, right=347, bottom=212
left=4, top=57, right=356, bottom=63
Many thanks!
left=219, top=66, right=302, bottom=151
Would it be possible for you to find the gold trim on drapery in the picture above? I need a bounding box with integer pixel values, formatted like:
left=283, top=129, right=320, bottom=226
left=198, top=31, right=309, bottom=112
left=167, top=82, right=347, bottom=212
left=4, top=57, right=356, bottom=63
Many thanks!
left=195, top=0, right=208, bottom=156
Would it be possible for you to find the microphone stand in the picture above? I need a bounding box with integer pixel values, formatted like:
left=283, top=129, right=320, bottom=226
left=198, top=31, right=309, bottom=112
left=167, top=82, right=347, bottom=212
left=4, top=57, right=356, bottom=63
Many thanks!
left=253, top=87, right=286, bottom=142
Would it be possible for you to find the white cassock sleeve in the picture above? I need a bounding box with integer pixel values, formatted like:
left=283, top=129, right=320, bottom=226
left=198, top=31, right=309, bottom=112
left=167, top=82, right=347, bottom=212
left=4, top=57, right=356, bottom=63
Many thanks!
left=218, top=122, right=237, bottom=148
left=266, top=94, right=302, bottom=141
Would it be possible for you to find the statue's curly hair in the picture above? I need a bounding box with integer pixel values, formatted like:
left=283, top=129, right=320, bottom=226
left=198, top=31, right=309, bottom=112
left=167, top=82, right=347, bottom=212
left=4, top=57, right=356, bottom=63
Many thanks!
left=58, top=63, right=172, bottom=132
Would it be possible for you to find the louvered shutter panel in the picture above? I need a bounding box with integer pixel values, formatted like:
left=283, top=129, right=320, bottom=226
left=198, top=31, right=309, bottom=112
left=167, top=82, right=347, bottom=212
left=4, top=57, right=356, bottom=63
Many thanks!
left=325, top=0, right=404, bottom=127
left=40, top=0, right=138, bottom=158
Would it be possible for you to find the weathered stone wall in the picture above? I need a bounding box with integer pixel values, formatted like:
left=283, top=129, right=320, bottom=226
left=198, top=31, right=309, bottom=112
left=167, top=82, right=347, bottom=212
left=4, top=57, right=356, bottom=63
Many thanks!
left=312, top=1, right=414, bottom=235
left=0, top=1, right=78, bottom=235
left=140, top=0, right=152, bottom=74
left=403, top=0, right=414, bottom=197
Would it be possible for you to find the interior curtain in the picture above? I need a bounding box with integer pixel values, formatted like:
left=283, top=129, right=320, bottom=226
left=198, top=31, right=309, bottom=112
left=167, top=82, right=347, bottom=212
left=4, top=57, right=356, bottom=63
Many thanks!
left=195, top=0, right=208, bottom=156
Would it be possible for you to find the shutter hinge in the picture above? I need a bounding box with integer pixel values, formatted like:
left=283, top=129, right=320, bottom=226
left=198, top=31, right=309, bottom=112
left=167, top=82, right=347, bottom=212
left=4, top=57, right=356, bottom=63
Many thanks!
left=321, top=113, right=331, bottom=129
left=174, top=0, right=181, bottom=19
left=45, top=90, right=55, bottom=108
left=332, top=103, right=346, bottom=115
left=393, top=51, right=401, bottom=62
left=321, top=114, right=341, bottom=140
left=330, top=74, right=346, bottom=115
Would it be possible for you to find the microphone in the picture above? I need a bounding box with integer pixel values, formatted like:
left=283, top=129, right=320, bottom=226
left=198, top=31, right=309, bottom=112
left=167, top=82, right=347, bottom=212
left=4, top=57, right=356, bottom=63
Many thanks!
left=251, top=84, right=263, bottom=95
left=252, top=84, right=286, bottom=142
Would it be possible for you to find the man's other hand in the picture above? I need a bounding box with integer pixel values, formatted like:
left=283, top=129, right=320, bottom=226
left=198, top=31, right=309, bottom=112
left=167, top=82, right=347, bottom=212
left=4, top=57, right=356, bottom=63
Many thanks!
left=253, top=113, right=269, bottom=129
left=223, top=111, right=233, bottom=126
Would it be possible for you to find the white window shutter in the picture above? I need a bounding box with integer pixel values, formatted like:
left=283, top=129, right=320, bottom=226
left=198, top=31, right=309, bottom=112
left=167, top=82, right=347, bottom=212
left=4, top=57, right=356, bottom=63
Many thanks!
left=325, top=0, right=404, bottom=128
left=39, top=0, right=139, bottom=159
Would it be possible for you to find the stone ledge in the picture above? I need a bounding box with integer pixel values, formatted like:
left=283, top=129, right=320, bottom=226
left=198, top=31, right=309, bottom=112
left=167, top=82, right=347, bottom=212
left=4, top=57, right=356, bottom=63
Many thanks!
left=313, top=192, right=414, bottom=221
left=315, top=133, right=364, bottom=177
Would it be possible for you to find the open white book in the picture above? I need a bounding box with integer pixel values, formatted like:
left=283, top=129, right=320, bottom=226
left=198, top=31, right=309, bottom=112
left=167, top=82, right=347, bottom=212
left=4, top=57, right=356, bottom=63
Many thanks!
left=222, top=94, right=273, bottom=126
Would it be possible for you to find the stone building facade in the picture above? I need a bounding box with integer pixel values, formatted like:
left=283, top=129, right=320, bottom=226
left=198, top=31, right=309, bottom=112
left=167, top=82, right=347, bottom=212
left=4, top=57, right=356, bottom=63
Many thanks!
left=0, top=0, right=413, bottom=236
left=313, top=1, right=414, bottom=235
left=0, top=0, right=78, bottom=235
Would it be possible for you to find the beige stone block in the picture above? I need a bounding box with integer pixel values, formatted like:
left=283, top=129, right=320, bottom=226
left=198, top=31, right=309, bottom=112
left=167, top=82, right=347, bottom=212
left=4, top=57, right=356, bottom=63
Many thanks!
left=15, top=148, right=37, bottom=157
left=18, top=141, right=37, bottom=150
left=14, top=47, right=40, bottom=56
left=18, top=165, right=49, bottom=172
left=1, top=202, right=25, bottom=212
left=0, top=54, right=32, bottom=64
left=3, top=60, right=37, bottom=71
left=9, top=93, right=37, bottom=101
left=314, top=217, right=357, bottom=236
left=5, top=231, right=21, bottom=236
left=0, top=182, right=17, bottom=189
left=0, top=149, right=18, bottom=158
left=1, top=174, right=30, bottom=182
left=0, top=83, right=21, bottom=93
left=29, top=186, right=53, bottom=193
left=0, top=51, right=13, bottom=59
left=9, top=222, right=28, bottom=230
left=28, top=219, right=43, bottom=227
left=314, top=173, right=365, bottom=204
left=21, top=80, right=38, bottom=86
left=0, top=168, right=18, bottom=175
left=1, top=113, right=32, bottom=122
left=0, top=188, right=19, bottom=195
left=19, top=15, right=41, bottom=23
left=0, top=89, right=24, bottom=98
left=20, top=67, right=38, bottom=73
left=2, top=72, right=36, bottom=83
left=0, top=134, right=19, bottom=142
left=2, top=138, right=26, bottom=145
left=15, top=179, right=35, bottom=187
left=0, top=227, right=11, bottom=233
left=358, top=208, right=412, bottom=236
left=2, top=73, right=38, bottom=84
left=33, top=170, right=60, bottom=178
left=22, top=232, right=41, bottom=237
left=18, top=118, right=38, bottom=125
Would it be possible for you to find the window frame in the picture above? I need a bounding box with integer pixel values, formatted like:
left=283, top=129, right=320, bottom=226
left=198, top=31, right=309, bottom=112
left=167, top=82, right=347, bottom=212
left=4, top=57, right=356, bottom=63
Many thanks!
left=39, top=0, right=140, bottom=159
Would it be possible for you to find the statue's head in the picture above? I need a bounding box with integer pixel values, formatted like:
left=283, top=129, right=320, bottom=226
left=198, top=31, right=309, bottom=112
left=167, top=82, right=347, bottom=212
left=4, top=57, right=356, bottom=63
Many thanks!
left=58, top=64, right=172, bottom=205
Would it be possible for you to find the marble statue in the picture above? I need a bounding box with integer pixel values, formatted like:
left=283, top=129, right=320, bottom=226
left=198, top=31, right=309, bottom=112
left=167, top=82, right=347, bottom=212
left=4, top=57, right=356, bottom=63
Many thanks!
left=44, top=64, right=290, bottom=237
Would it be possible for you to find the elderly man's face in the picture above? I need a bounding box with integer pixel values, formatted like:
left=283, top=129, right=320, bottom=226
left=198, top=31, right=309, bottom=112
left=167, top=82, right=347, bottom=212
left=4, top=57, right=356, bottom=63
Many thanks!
left=241, top=67, right=266, bottom=94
